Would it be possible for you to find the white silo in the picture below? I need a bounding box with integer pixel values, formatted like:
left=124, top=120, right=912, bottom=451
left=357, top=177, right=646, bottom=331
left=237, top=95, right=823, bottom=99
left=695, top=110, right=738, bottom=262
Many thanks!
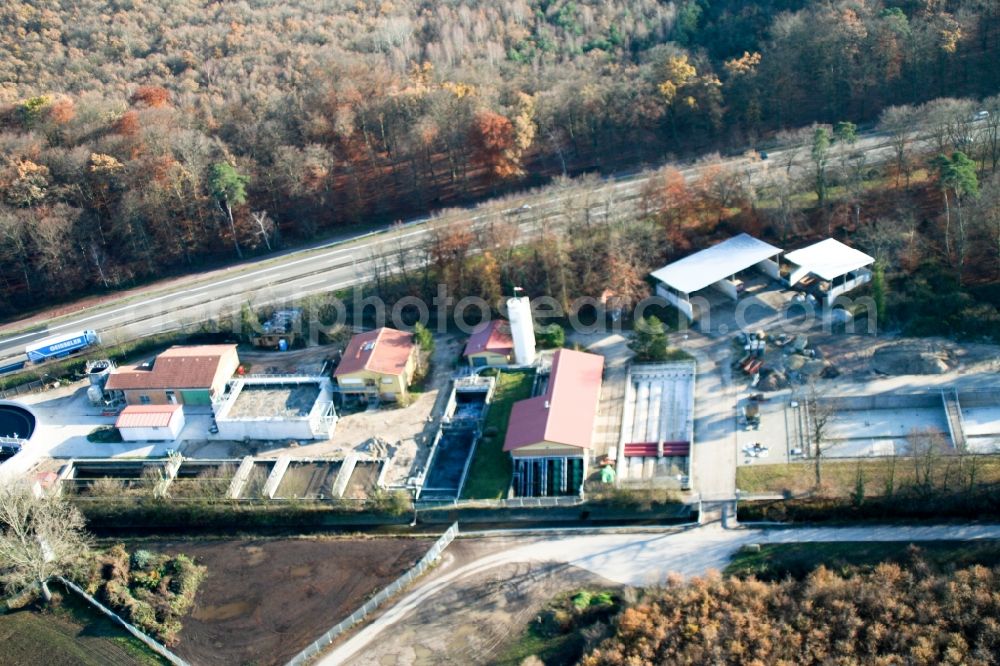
left=507, top=296, right=536, bottom=366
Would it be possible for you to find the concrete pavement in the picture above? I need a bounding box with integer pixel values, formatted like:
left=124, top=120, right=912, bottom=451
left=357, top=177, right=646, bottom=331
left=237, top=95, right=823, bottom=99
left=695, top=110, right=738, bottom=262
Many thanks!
left=683, top=330, right=739, bottom=500
left=320, top=522, right=1000, bottom=665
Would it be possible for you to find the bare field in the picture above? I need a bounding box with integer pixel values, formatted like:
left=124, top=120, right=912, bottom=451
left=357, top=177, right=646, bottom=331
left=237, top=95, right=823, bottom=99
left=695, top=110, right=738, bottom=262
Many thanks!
left=345, top=556, right=615, bottom=666
left=133, top=537, right=431, bottom=666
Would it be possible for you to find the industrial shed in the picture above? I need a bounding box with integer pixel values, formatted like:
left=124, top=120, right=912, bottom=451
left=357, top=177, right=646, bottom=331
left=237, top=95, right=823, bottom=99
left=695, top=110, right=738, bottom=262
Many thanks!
left=115, top=404, right=185, bottom=442
left=784, top=238, right=875, bottom=306
left=650, top=233, right=782, bottom=320
left=505, top=348, right=604, bottom=497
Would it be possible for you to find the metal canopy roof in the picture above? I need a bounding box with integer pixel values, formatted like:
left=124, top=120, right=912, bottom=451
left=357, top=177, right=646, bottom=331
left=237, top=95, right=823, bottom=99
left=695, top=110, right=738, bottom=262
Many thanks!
left=784, top=238, right=874, bottom=282
left=649, top=233, right=782, bottom=294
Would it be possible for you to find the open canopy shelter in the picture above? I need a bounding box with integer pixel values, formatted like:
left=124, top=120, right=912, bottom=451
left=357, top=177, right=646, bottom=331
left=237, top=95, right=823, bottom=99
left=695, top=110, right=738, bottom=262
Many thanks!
left=650, top=233, right=782, bottom=320
left=784, top=238, right=874, bottom=305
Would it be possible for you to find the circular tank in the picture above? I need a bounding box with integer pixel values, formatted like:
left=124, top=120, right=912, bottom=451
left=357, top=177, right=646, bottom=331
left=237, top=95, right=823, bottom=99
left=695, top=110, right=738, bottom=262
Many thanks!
left=0, top=401, right=36, bottom=441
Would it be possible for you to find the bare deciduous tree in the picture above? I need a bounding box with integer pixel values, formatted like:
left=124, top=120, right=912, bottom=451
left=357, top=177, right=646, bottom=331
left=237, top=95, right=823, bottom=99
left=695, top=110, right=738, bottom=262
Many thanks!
left=907, top=427, right=951, bottom=496
left=804, top=383, right=834, bottom=490
left=0, top=482, right=90, bottom=604
left=250, top=210, right=276, bottom=251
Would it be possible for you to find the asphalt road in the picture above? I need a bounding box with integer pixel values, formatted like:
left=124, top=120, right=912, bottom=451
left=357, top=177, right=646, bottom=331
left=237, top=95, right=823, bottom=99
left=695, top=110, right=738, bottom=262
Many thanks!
left=0, top=126, right=912, bottom=367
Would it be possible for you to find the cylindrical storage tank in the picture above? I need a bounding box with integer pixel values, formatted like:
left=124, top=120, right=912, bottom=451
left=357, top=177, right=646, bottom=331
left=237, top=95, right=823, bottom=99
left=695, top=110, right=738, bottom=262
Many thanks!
left=87, top=360, right=112, bottom=386
left=87, top=385, right=104, bottom=405
left=506, top=296, right=536, bottom=366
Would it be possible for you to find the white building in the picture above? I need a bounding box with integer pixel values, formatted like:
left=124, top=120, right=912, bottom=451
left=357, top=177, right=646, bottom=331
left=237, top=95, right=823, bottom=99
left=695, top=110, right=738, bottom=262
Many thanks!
left=650, top=233, right=782, bottom=320
left=784, top=238, right=875, bottom=306
left=115, top=404, right=186, bottom=442
left=213, top=376, right=337, bottom=441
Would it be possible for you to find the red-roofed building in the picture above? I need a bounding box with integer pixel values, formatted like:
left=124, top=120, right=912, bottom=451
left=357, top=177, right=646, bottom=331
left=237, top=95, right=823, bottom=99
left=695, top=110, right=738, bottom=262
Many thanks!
left=115, top=404, right=185, bottom=441
left=105, top=345, right=239, bottom=409
left=463, top=320, right=514, bottom=368
left=504, top=348, right=604, bottom=496
left=334, top=328, right=418, bottom=401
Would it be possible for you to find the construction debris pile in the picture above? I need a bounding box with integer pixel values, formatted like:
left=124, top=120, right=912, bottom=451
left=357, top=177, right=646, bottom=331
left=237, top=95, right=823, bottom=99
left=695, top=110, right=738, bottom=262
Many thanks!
left=734, top=331, right=839, bottom=391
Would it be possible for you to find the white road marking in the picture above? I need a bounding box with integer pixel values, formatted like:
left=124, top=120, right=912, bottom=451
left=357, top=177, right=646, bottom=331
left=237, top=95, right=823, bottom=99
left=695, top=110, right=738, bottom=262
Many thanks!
left=0, top=226, right=433, bottom=345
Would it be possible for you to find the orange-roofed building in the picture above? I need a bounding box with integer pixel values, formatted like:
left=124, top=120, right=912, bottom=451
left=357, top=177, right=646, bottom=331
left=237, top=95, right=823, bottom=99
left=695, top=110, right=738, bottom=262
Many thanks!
left=504, top=348, right=604, bottom=497
left=463, top=320, right=514, bottom=368
left=333, top=328, right=417, bottom=401
left=105, top=344, right=239, bottom=409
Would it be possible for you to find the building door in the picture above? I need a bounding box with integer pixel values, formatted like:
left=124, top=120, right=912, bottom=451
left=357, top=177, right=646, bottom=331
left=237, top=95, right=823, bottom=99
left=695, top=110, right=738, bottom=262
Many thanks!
left=179, top=390, right=211, bottom=406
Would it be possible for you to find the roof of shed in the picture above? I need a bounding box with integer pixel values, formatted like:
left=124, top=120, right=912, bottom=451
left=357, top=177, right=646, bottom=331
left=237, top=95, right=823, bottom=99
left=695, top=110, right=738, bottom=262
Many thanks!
left=115, top=404, right=182, bottom=429
left=463, top=320, right=514, bottom=357
left=650, top=233, right=782, bottom=294
left=105, top=345, right=236, bottom=391
left=503, top=349, right=604, bottom=452
left=784, top=238, right=875, bottom=281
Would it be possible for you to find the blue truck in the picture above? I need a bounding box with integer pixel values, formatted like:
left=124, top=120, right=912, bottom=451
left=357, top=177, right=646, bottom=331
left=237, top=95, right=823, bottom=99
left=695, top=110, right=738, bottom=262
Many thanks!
left=0, top=360, right=26, bottom=375
left=24, top=329, right=100, bottom=363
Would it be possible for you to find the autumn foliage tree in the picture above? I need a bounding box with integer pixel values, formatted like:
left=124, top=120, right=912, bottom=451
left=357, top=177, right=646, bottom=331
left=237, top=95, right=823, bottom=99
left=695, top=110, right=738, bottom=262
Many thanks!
left=130, top=86, right=171, bottom=108
left=468, top=110, right=521, bottom=180
left=583, top=562, right=1000, bottom=665
left=0, top=0, right=998, bottom=317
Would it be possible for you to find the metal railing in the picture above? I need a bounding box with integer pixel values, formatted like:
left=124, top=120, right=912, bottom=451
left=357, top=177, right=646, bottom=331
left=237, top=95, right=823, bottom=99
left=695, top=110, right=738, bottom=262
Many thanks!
left=285, top=522, right=460, bottom=666
left=0, top=378, right=46, bottom=399
left=416, top=495, right=584, bottom=509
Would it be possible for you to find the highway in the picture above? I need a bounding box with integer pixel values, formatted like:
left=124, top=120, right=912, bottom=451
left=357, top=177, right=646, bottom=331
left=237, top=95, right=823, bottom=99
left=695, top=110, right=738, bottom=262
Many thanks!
left=0, top=126, right=908, bottom=368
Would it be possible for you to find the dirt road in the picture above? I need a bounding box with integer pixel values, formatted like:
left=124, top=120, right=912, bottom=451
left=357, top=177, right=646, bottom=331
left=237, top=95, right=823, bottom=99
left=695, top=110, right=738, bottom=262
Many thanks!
left=321, top=523, right=1000, bottom=665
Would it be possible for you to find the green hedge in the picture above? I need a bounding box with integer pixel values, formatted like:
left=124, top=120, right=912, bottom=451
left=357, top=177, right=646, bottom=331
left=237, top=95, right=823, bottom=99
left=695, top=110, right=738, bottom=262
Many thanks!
left=78, top=498, right=413, bottom=534
left=739, top=487, right=1000, bottom=523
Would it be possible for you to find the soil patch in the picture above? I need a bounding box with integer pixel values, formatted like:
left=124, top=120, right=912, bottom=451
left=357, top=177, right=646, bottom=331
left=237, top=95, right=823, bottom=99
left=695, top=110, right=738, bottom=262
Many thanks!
left=343, top=461, right=380, bottom=499
left=344, top=559, right=616, bottom=666
left=135, top=536, right=431, bottom=666
left=872, top=342, right=954, bottom=375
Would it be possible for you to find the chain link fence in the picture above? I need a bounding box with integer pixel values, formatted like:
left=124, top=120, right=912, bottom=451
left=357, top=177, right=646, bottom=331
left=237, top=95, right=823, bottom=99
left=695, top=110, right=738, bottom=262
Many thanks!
left=416, top=495, right=584, bottom=509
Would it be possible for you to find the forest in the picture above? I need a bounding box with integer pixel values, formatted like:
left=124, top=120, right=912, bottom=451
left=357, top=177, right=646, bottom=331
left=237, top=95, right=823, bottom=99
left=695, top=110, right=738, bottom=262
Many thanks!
left=581, top=560, right=1000, bottom=665
left=1, top=0, right=999, bottom=318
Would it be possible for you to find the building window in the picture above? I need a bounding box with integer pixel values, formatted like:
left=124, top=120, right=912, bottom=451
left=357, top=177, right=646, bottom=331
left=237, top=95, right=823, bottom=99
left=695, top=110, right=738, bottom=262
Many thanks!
left=382, top=377, right=394, bottom=384
left=139, top=395, right=151, bottom=404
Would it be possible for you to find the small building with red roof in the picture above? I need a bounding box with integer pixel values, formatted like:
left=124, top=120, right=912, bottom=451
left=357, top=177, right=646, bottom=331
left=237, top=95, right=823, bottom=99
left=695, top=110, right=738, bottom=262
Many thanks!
left=504, top=348, right=604, bottom=496
left=333, top=327, right=418, bottom=401
left=115, top=404, right=185, bottom=441
left=463, top=320, right=514, bottom=368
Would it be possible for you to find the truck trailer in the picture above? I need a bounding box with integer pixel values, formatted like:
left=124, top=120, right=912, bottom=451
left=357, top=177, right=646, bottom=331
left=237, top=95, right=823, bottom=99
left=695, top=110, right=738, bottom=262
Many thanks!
left=25, top=329, right=100, bottom=363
